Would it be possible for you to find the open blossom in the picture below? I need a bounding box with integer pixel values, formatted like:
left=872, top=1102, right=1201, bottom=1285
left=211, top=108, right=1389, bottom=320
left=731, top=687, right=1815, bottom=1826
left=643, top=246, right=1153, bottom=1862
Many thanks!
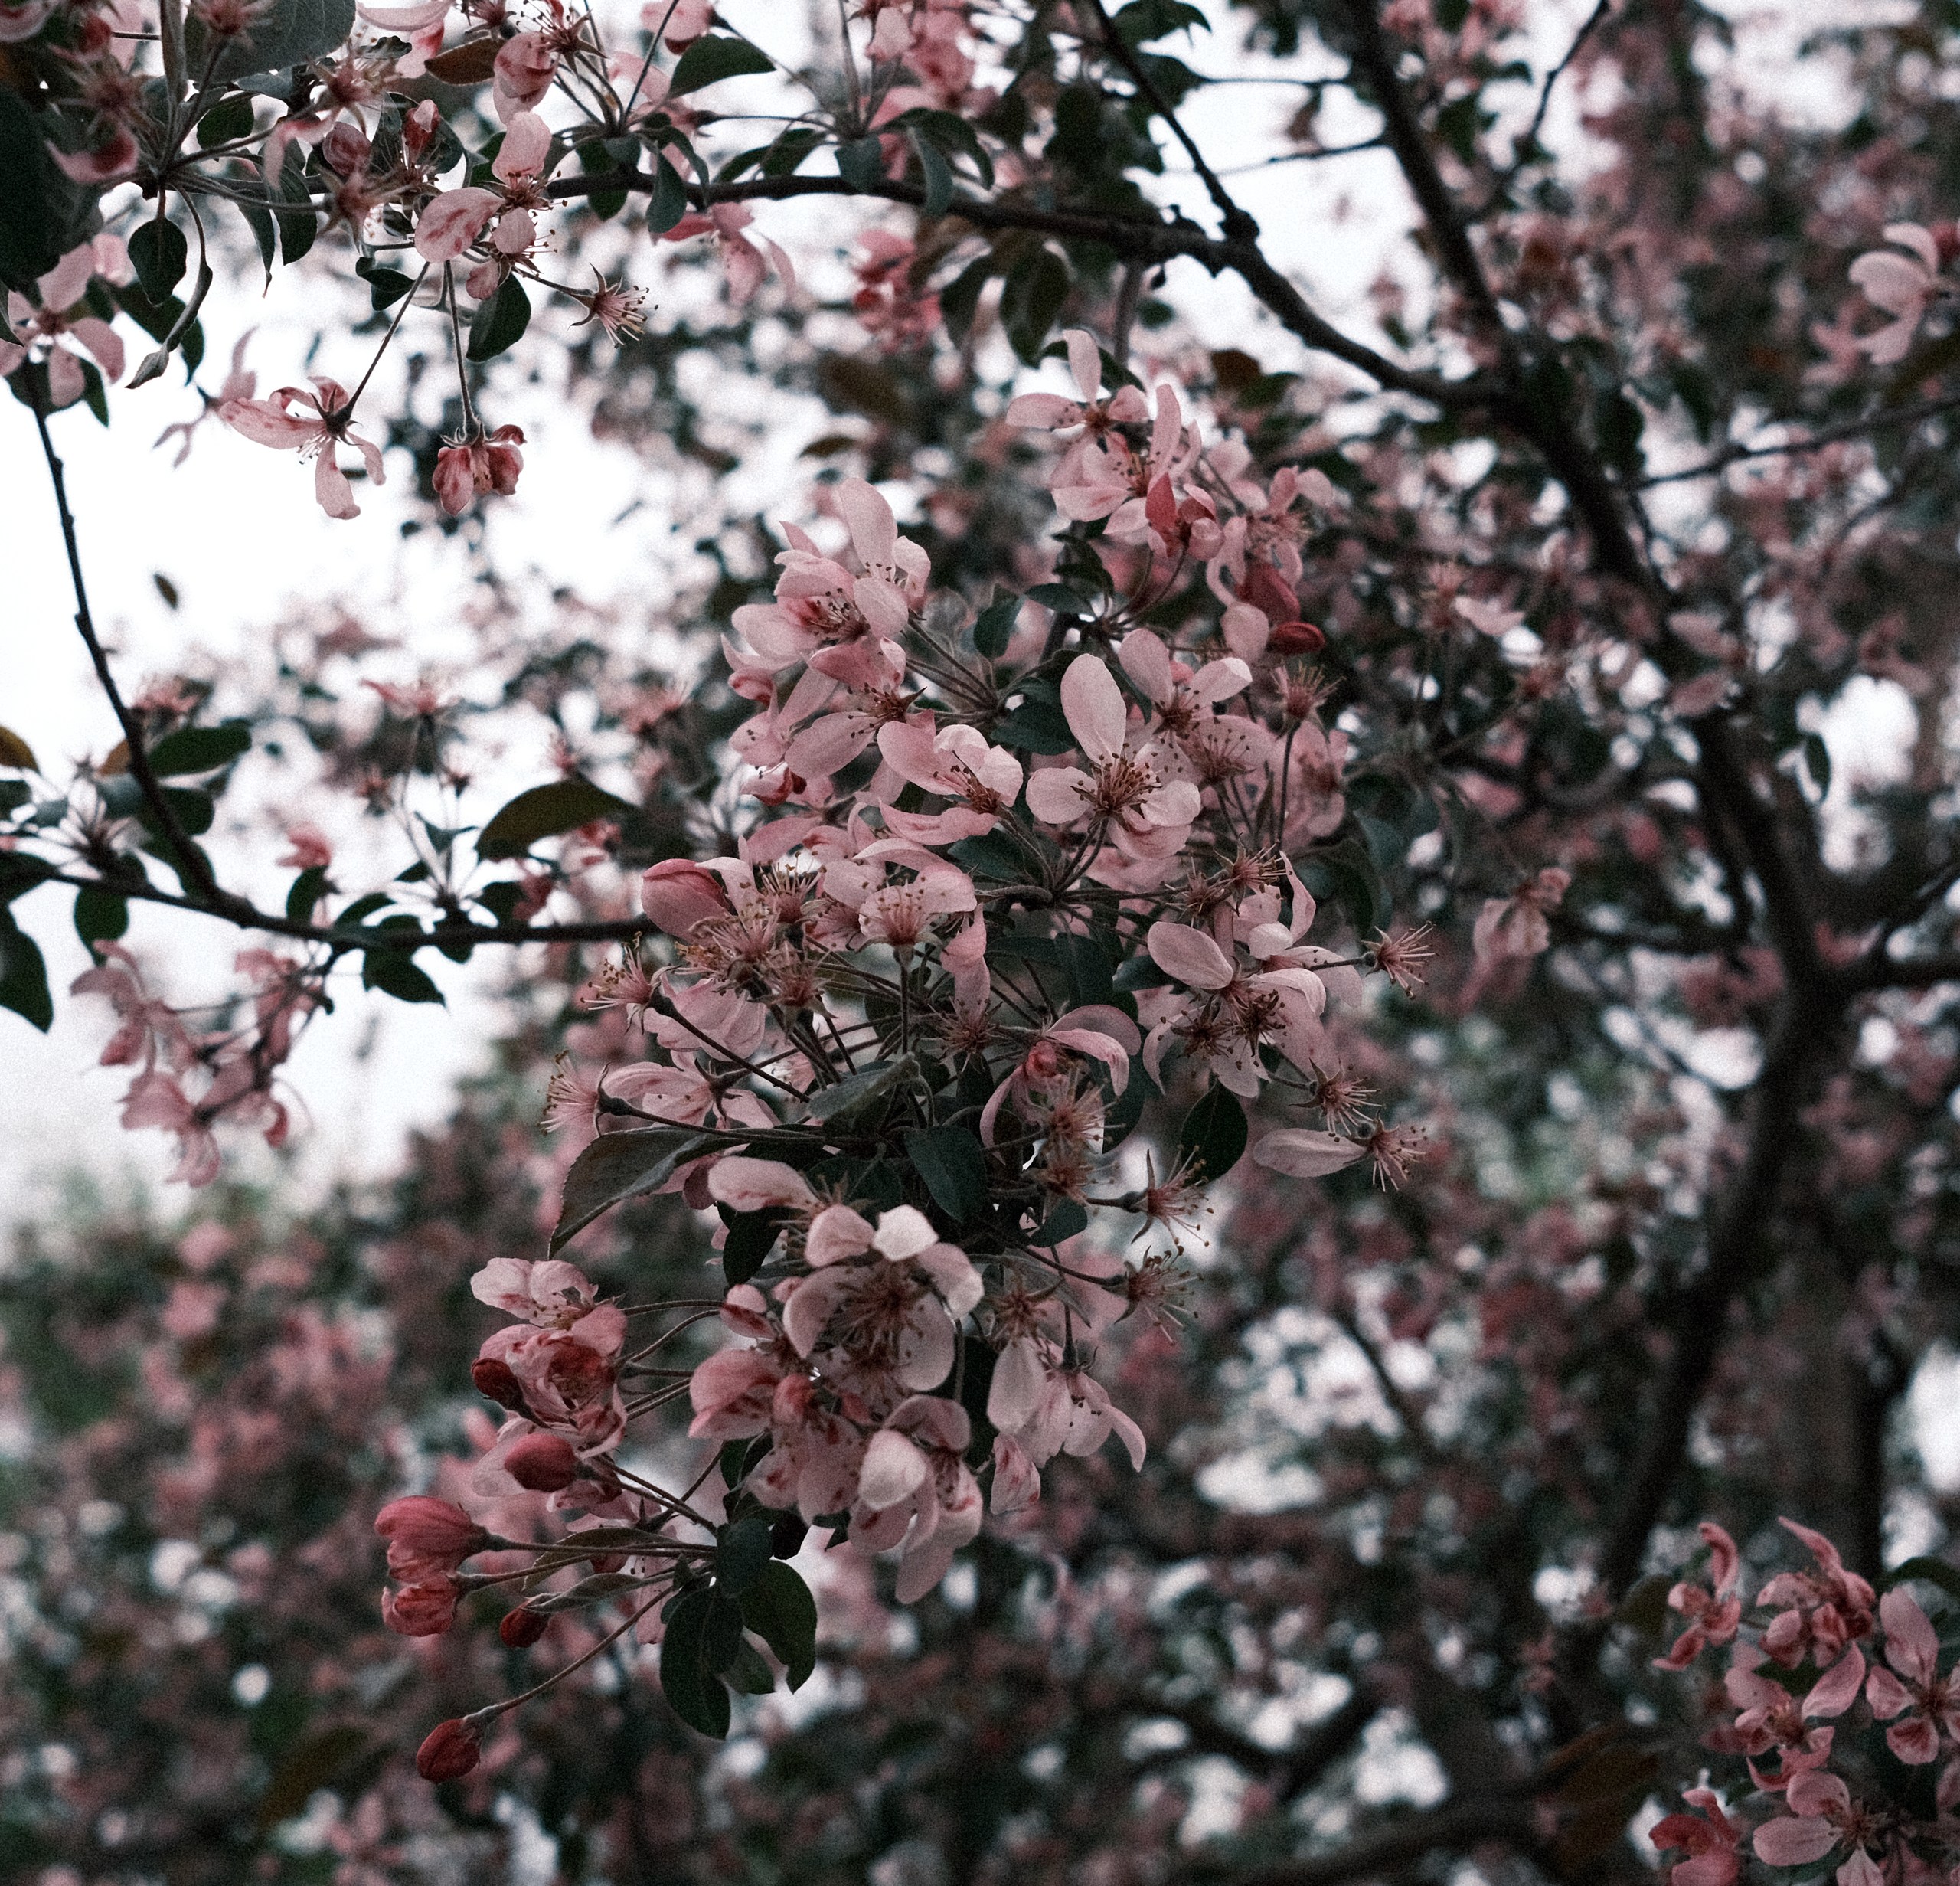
left=220, top=378, right=387, bottom=519
left=1024, top=655, right=1200, bottom=858
left=1652, top=1520, right=1742, bottom=1669
left=0, top=236, right=129, bottom=411
left=1848, top=222, right=1948, bottom=364
left=1650, top=1788, right=1741, bottom=1886
left=1472, top=866, right=1571, bottom=963
left=1753, top=1770, right=1887, bottom=1885
left=658, top=201, right=795, bottom=306
left=1863, top=1585, right=1960, bottom=1763
left=433, top=425, right=525, bottom=514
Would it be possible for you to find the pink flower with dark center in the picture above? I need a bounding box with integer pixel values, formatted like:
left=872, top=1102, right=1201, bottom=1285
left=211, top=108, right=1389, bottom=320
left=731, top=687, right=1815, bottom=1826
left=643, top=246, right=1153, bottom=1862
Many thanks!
left=220, top=377, right=387, bottom=519
left=1752, top=1769, right=1887, bottom=1885
left=1649, top=1787, right=1740, bottom=1886
left=1864, top=1586, right=1960, bottom=1763
left=0, top=236, right=129, bottom=412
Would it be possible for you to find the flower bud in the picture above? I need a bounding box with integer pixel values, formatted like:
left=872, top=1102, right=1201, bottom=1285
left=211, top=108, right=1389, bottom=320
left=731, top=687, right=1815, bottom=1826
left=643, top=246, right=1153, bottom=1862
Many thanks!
left=505, top=1431, right=580, bottom=1492
left=1267, top=621, right=1326, bottom=655
left=374, top=1496, right=488, bottom=1576
left=640, top=858, right=728, bottom=937
left=416, top=1718, right=482, bottom=1783
left=471, top=1357, right=527, bottom=1410
left=500, top=1607, right=550, bottom=1648
left=383, top=1576, right=459, bottom=1636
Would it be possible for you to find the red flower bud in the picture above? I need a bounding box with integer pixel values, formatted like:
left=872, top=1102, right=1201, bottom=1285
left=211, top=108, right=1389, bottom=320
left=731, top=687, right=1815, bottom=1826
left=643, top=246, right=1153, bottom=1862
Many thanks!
left=505, top=1431, right=580, bottom=1492
left=383, top=1577, right=460, bottom=1636
left=416, top=1718, right=482, bottom=1783
left=639, top=858, right=730, bottom=938
left=471, top=1357, right=527, bottom=1410
left=500, top=1607, right=550, bottom=1648
left=374, top=1496, right=488, bottom=1580
left=1267, top=621, right=1327, bottom=655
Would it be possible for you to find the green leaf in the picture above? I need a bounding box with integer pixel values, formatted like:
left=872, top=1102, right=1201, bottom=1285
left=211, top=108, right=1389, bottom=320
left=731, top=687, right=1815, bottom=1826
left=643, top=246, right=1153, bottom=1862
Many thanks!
left=146, top=721, right=251, bottom=776
left=972, top=593, right=1020, bottom=659
left=1178, top=1085, right=1247, bottom=1182
left=890, top=108, right=994, bottom=188
left=467, top=273, right=531, bottom=362
left=228, top=176, right=278, bottom=284
left=1028, top=1198, right=1087, bottom=1246
left=1801, top=732, right=1831, bottom=799
left=726, top=1638, right=778, bottom=1695
left=668, top=32, right=773, bottom=95
left=141, top=786, right=214, bottom=837
left=836, top=135, right=884, bottom=191
left=286, top=866, right=329, bottom=923
left=129, top=219, right=188, bottom=302
left=1112, top=0, right=1208, bottom=44
left=551, top=1126, right=719, bottom=1251
left=991, top=697, right=1076, bottom=754
left=0, top=907, right=52, bottom=1031
left=738, top=1561, right=817, bottom=1689
left=74, top=886, right=128, bottom=947
left=716, top=1515, right=775, bottom=1595
left=335, top=891, right=393, bottom=927
left=0, top=725, right=38, bottom=771
left=646, top=153, right=691, bottom=234
left=0, top=94, right=94, bottom=293
left=658, top=1588, right=732, bottom=1737
left=760, top=126, right=825, bottom=177
left=720, top=1208, right=784, bottom=1285
left=254, top=1723, right=370, bottom=1832
left=903, top=1124, right=988, bottom=1227
left=0, top=855, right=57, bottom=904
left=1888, top=1556, right=1960, bottom=1605
left=185, top=0, right=358, bottom=83
left=354, top=253, right=415, bottom=311
left=1000, top=247, right=1070, bottom=364
left=908, top=129, right=954, bottom=217
left=361, top=950, right=443, bottom=1005
left=805, top=1052, right=916, bottom=1123
left=197, top=91, right=257, bottom=149
left=273, top=146, right=318, bottom=265
left=704, top=1587, right=746, bottom=1672
left=476, top=776, right=634, bottom=860
left=938, top=250, right=996, bottom=345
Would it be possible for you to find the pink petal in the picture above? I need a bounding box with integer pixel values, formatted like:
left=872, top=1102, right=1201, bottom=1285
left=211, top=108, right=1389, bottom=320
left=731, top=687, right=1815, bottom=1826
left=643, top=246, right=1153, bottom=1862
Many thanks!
left=858, top=1429, right=929, bottom=1510
left=1802, top=1644, right=1865, bottom=1719
left=1751, top=1817, right=1838, bottom=1866
left=1147, top=920, right=1234, bottom=991
left=414, top=188, right=501, bottom=263
left=1060, top=654, right=1127, bottom=764
left=1252, top=1129, right=1367, bottom=1178
left=1880, top=1585, right=1940, bottom=1686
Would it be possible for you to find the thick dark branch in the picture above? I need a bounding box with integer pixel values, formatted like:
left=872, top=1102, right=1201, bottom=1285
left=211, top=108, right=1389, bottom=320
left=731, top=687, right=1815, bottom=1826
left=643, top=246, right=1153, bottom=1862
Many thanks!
left=1639, top=391, right=1960, bottom=486
left=1841, top=951, right=1960, bottom=992
left=1217, top=1798, right=1541, bottom=1886
left=550, top=168, right=1490, bottom=410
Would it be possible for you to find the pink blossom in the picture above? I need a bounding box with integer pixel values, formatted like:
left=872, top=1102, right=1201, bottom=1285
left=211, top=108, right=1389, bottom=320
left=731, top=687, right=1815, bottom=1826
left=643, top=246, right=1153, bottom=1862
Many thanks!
left=433, top=426, right=525, bottom=513
left=1864, top=1585, right=1960, bottom=1763
left=1650, top=1788, right=1740, bottom=1886
left=220, top=378, right=387, bottom=520
left=1472, top=866, right=1572, bottom=963
left=0, top=237, right=129, bottom=412
left=1753, top=1769, right=1886, bottom=1885
left=1849, top=223, right=1945, bottom=365
left=657, top=201, right=795, bottom=306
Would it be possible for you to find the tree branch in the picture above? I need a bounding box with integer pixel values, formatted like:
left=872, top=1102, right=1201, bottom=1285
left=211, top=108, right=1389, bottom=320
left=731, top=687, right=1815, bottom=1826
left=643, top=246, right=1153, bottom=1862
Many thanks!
left=1215, top=1797, right=1542, bottom=1886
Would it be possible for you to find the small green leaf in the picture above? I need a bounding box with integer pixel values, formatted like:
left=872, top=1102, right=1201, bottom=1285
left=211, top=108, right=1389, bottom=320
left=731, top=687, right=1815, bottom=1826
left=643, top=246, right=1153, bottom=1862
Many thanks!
left=903, top=1124, right=988, bottom=1227
left=467, top=273, right=531, bottom=362
left=738, top=1561, right=817, bottom=1690
left=972, top=593, right=1020, bottom=659
left=1178, top=1085, right=1247, bottom=1181
left=1802, top=732, right=1831, bottom=799
left=0, top=725, right=38, bottom=771
left=668, top=32, right=773, bottom=95
left=805, top=1053, right=916, bottom=1123
left=1028, top=1198, right=1088, bottom=1246
left=74, top=886, right=129, bottom=947
left=1000, top=246, right=1069, bottom=364
left=647, top=153, right=691, bottom=234
left=720, top=1208, right=785, bottom=1285
left=354, top=253, right=415, bottom=310
left=477, top=776, right=634, bottom=860
left=908, top=129, right=953, bottom=217
left=129, top=219, right=188, bottom=302
left=286, top=865, right=330, bottom=923
left=197, top=92, right=257, bottom=149
left=716, top=1515, right=774, bottom=1596
left=0, top=907, right=52, bottom=1031
left=659, top=1588, right=733, bottom=1737
left=836, top=135, right=884, bottom=191
left=551, top=1126, right=719, bottom=1251
left=361, top=950, right=444, bottom=1005
left=146, top=721, right=250, bottom=776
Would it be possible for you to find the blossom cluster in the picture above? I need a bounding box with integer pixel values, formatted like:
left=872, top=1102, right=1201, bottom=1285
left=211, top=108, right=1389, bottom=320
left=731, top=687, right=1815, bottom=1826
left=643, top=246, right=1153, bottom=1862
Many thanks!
left=1651, top=1519, right=1960, bottom=1886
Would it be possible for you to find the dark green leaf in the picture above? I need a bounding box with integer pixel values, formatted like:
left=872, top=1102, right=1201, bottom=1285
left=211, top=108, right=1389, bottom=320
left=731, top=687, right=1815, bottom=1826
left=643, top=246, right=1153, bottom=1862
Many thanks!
left=354, top=253, right=415, bottom=310
left=659, top=1588, right=732, bottom=1737
left=972, top=592, right=1020, bottom=659
left=0, top=906, right=52, bottom=1029
left=129, top=219, right=188, bottom=302
left=576, top=138, right=627, bottom=220
left=1029, top=1198, right=1088, bottom=1246
left=806, top=1052, right=916, bottom=1123
left=254, top=1724, right=369, bottom=1832
left=274, top=147, right=318, bottom=265
left=646, top=153, right=691, bottom=234
left=551, top=1126, right=719, bottom=1251
left=197, top=92, right=257, bottom=149
left=286, top=866, right=330, bottom=923
left=185, top=0, right=358, bottom=81
left=467, top=273, right=531, bottom=363
left=1178, top=1085, right=1247, bottom=1181
left=738, top=1561, right=817, bottom=1689
left=903, top=1124, right=988, bottom=1226
left=836, top=134, right=885, bottom=191
left=74, top=887, right=128, bottom=947
left=992, top=698, right=1076, bottom=754
left=720, top=1208, right=784, bottom=1285
left=1000, top=246, right=1070, bottom=364
left=0, top=855, right=56, bottom=904
left=668, top=33, right=773, bottom=94
left=946, top=831, right=1027, bottom=881
left=146, top=721, right=250, bottom=776
left=890, top=107, right=994, bottom=188
left=1888, top=1557, right=1960, bottom=1604
left=909, top=129, right=953, bottom=217
left=335, top=891, right=393, bottom=927
left=0, top=94, right=88, bottom=293
left=475, top=881, right=526, bottom=925
left=760, top=127, right=825, bottom=177
left=1113, top=0, right=1209, bottom=44
left=476, top=776, right=634, bottom=860
left=716, top=1515, right=774, bottom=1596
left=726, top=1638, right=777, bottom=1695
left=938, top=250, right=995, bottom=345
left=361, top=950, right=443, bottom=1005
left=1802, top=732, right=1831, bottom=799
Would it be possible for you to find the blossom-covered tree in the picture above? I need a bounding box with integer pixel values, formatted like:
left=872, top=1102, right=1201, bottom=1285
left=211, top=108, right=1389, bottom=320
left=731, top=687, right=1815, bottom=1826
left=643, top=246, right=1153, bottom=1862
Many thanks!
left=8, top=0, right=1960, bottom=1878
